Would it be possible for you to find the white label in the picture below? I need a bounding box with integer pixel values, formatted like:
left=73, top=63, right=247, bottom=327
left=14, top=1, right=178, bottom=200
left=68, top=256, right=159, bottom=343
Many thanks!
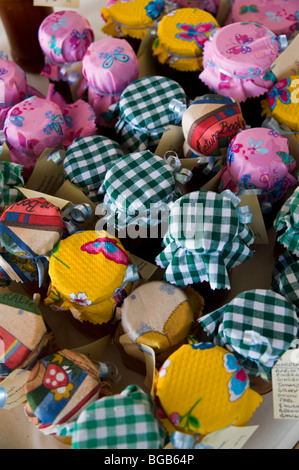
left=272, top=348, right=299, bottom=420
left=34, top=0, right=80, bottom=8
left=198, top=425, right=259, bottom=449
left=0, top=369, right=31, bottom=410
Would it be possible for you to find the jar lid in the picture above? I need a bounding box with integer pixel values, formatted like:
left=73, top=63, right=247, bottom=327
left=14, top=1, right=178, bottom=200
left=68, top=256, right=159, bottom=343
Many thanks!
left=0, top=57, right=27, bottom=110
left=267, top=76, right=299, bottom=134
left=121, top=281, right=195, bottom=352
left=198, top=289, right=299, bottom=380
left=82, top=38, right=139, bottom=95
left=152, top=8, right=219, bottom=71
left=101, top=0, right=166, bottom=40
left=155, top=342, right=262, bottom=438
left=231, top=0, right=299, bottom=38
left=24, top=349, right=111, bottom=434
left=38, top=10, right=94, bottom=65
left=64, top=135, right=124, bottom=200
left=274, top=186, right=299, bottom=257
left=0, top=292, right=47, bottom=377
left=272, top=251, right=299, bottom=310
left=156, top=190, right=254, bottom=289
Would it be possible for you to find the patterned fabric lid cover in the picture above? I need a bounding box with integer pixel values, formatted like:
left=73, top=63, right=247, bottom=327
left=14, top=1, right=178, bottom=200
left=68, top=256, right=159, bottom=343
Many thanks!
left=154, top=342, right=262, bottom=439
left=199, top=22, right=280, bottom=102
left=152, top=8, right=219, bottom=72
left=182, top=94, right=245, bottom=156
left=230, top=0, right=299, bottom=38
left=265, top=76, right=299, bottom=141
left=63, top=135, right=124, bottom=202
left=0, top=56, right=27, bottom=128
left=24, top=349, right=113, bottom=435
left=155, top=190, right=254, bottom=290
left=120, top=280, right=197, bottom=352
left=55, top=384, right=167, bottom=449
left=274, top=186, right=299, bottom=257
left=272, top=251, right=299, bottom=311
left=218, top=127, right=297, bottom=209
left=44, top=230, right=139, bottom=325
left=198, top=289, right=299, bottom=380
left=114, top=75, right=187, bottom=152
left=101, top=0, right=166, bottom=40
left=38, top=10, right=94, bottom=81
left=99, top=150, right=182, bottom=230
left=0, top=292, right=47, bottom=377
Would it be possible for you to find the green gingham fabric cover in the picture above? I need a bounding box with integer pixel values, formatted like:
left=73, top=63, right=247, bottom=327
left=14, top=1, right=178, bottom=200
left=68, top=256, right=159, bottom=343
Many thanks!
left=98, top=150, right=181, bottom=230
left=113, top=75, right=187, bottom=152
left=55, top=385, right=167, bottom=449
left=274, top=186, right=299, bottom=257
left=63, top=135, right=123, bottom=202
left=155, top=190, right=254, bottom=290
left=272, top=251, right=299, bottom=311
left=0, top=161, right=24, bottom=207
left=198, top=289, right=299, bottom=380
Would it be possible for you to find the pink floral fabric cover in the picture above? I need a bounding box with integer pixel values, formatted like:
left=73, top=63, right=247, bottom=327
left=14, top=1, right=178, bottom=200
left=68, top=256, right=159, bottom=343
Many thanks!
left=80, top=38, right=139, bottom=128
left=199, top=22, right=280, bottom=102
left=0, top=57, right=27, bottom=129
left=218, top=127, right=297, bottom=209
left=38, top=10, right=94, bottom=81
left=229, top=0, right=299, bottom=38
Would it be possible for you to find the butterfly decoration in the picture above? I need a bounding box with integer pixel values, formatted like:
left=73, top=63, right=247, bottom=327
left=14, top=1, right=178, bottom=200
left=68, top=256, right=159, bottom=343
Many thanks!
left=52, top=17, right=68, bottom=31
left=277, top=151, right=290, bottom=167
left=224, top=353, right=249, bottom=402
left=81, top=237, right=128, bottom=266
left=17, top=132, right=39, bottom=150
left=48, top=35, right=62, bottom=56
left=0, top=68, right=7, bottom=80
left=265, top=11, right=282, bottom=23
left=248, top=138, right=269, bottom=154
left=239, top=5, right=259, bottom=14
left=240, top=174, right=257, bottom=190
left=218, top=72, right=232, bottom=90
left=9, top=115, right=24, bottom=127
left=69, top=29, right=91, bottom=51
left=267, top=78, right=291, bottom=110
left=99, top=46, right=130, bottom=68
left=226, top=34, right=253, bottom=55
left=43, top=111, right=64, bottom=136
left=175, top=22, right=216, bottom=49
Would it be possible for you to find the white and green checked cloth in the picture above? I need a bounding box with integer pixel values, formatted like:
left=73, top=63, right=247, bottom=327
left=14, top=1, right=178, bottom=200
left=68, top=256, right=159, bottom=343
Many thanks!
left=0, top=161, right=24, bottom=207
left=55, top=385, right=167, bottom=449
left=113, top=75, right=187, bottom=153
left=198, top=289, right=299, bottom=380
left=155, top=190, right=255, bottom=290
left=98, top=150, right=182, bottom=230
left=272, top=251, right=299, bottom=311
left=63, top=135, right=123, bottom=202
left=274, top=186, right=299, bottom=257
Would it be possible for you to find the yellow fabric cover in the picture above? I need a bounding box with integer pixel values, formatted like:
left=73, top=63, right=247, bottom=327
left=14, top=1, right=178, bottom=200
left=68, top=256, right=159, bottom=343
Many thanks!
left=44, top=230, right=133, bottom=325
left=152, top=8, right=219, bottom=71
left=154, top=343, right=262, bottom=437
left=101, top=0, right=165, bottom=40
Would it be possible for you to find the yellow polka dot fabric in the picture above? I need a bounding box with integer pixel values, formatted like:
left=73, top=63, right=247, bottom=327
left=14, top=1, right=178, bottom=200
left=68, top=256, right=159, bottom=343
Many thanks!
left=154, top=343, right=262, bottom=437
left=152, top=8, right=219, bottom=72
left=101, top=0, right=166, bottom=40
left=44, top=230, right=134, bottom=325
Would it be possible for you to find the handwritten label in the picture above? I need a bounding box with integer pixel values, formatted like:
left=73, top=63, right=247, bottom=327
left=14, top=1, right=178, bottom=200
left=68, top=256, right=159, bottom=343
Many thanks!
left=272, top=349, right=299, bottom=420
left=34, top=0, right=80, bottom=8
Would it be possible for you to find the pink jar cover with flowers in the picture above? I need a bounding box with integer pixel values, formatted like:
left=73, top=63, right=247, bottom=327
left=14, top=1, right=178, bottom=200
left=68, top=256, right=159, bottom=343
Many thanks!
left=218, top=127, right=297, bottom=210
left=80, top=38, right=139, bottom=128
left=3, top=86, right=96, bottom=177
left=0, top=57, right=27, bottom=129
left=38, top=10, right=94, bottom=82
left=199, top=22, right=280, bottom=102
left=229, top=0, right=299, bottom=38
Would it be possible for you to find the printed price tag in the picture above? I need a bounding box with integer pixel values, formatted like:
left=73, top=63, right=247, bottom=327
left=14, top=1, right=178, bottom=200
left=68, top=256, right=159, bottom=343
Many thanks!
left=34, top=0, right=80, bottom=8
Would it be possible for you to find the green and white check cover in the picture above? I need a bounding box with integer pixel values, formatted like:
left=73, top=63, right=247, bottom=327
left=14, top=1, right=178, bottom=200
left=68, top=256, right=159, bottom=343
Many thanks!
left=63, top=136, right=123, bottom=202
left=114, top=75, right=187, bottom=152
left=155, top=190, right=254, bottom=290
left=274, top=186, right=299, bottom=257
left=98, top=150, right=181, bottom=230
left=0, top=161, right=24, bottom=207
left=198, top=289, right=299, bottom=380
left=55, top=385, right=167, bottom=449
left=272, top=251, right=299, bottom=311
